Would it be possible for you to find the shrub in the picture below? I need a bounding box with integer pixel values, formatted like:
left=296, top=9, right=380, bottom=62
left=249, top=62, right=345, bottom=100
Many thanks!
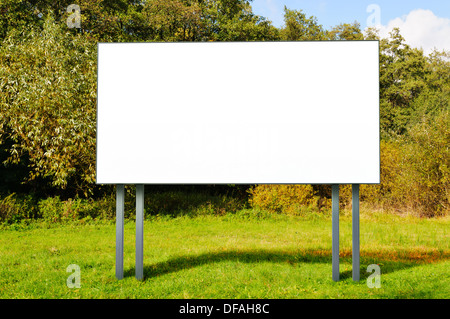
left=399, top=111, right=449, bottom=216
left=0, top=193, right=36, bottom=224
left=142, top=190, right=245, bottom=217
left=248, top=184, right=318, bottom=215
left=38, top=197, right=65, bottom=223
left=248, top=184, right=358, bottom=214
left=38, top=196, right=115, bottom=223
left=363, top=113, right=449, bottom=216
left=360, top=140, right=404, bottom=208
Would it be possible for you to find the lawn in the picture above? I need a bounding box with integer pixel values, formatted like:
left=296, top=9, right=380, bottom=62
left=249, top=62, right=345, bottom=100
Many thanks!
left=0, top=210, right=448, bottom=299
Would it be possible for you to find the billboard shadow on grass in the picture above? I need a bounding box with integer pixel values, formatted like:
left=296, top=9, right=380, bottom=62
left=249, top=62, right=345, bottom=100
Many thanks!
left=122, top=248, right=446, bottom=282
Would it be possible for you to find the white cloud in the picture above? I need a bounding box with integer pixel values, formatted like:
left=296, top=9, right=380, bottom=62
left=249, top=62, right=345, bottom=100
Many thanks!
left=367, top=9, right=450, bottom=55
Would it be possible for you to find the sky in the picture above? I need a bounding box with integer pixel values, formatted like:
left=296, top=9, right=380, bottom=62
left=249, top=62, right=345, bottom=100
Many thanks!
left=250, top=0, right=450, bottom=55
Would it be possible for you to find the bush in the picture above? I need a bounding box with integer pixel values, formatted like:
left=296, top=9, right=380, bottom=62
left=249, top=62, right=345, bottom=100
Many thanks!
left=363, top=113, right=449, bottom=216
left=38, top=196, right=115, bottom=223
left=0, top=193, right=36, bottom=224
left=399, top=111, right=449, bottom=216
left=248, top=184, right=359, bottom=215
left=141, top=190, right=246, bottom=217
left=34, top=189, right=245, bottom=223
left=360, top=140, right=404, bottom=208
left=248, top=184, right=320, bottom=215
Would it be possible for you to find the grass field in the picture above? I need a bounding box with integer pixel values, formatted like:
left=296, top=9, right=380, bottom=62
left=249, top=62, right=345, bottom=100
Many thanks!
left=0, top=209, right=448, bottom=299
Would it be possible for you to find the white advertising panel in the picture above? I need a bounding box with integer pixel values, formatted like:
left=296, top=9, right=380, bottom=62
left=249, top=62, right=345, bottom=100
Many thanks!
left=96, top=41, right=379, bottom=184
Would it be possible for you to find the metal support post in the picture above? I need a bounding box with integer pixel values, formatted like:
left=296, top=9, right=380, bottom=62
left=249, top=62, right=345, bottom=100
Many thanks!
left=136, top=184, right=145, bottom=280
left=116, top=184, right=124, bottom=280
left=332, top=184, right=339, bottom=282
left=352, top=184, right=360, bottom=281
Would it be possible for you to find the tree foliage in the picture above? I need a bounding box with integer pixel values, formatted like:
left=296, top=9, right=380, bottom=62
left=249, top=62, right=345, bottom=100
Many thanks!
left=0, top=2, right=448, bottom=215
left=0, top=16, right=97, bottom=196
left=0, top=0, right=279, bottom=42
left=327, top=22, right=364, bottom=40
left=280, top=6, right=326, bottom=40
left=376, top=28, right=430, bottom=137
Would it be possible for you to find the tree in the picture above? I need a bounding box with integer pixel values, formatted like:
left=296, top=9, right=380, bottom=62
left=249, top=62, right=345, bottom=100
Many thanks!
left=0, top=0, right=148, bottom=42
left=409, top=49, right=450, bottom=127
left=138, top=0, right=279, bottom=42
left=204, top=0, right=280, bottom=41
left=280, top=6, right=326, bottom=41
left=327, top=21, right=364, bottom=40
left=368, top=28, right=429, bottom=137
left=0, top=0, right=43, bottom=41
left=0, top=15, right=97, bottom=196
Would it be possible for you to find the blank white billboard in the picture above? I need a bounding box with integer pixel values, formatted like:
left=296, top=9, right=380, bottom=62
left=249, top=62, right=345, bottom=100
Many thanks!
left=96, top=41, right=379, bottom=184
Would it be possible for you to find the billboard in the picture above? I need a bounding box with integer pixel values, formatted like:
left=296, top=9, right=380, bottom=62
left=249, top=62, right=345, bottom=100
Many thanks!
left=96, top=41, right=379, bottom=184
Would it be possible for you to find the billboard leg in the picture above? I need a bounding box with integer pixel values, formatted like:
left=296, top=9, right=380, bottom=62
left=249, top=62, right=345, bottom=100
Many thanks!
left=136, top=184, right=145, bottom=280
left=116, top=184, right=124, bottom=280
left=332, top=184, right=339, bottom=282
left=352, top=184, right=360, bottom=281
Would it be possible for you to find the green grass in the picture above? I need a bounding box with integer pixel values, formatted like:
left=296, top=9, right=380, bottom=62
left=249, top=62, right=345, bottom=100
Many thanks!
left=0, top=210, right=448, bottom=299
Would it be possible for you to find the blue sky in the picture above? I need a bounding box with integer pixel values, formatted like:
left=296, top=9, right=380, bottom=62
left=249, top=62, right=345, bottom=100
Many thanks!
left=250, top=0, right=450, bottom=54
left=251, top=0, right=450, bottom=29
